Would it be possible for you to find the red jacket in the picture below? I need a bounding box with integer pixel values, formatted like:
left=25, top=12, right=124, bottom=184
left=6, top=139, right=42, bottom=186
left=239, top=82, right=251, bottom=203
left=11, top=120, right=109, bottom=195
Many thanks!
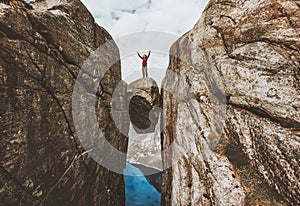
left=138, top=51, right=151, bottom=66
left=142, top=56, right=148, bottom=66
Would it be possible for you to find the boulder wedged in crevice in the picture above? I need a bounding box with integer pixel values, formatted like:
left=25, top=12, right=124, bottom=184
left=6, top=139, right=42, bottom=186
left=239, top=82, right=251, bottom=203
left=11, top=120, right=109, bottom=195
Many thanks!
left=127, top=77, right=161, bottom=134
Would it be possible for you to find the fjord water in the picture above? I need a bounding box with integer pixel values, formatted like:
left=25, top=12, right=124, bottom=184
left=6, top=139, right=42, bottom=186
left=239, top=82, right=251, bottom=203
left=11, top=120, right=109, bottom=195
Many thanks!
left=123, top=163, right=160, bottom=206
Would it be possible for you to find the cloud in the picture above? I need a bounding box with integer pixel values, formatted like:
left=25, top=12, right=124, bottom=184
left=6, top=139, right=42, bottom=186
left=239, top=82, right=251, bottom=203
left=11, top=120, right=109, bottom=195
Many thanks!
left=81, top=0, right=149, bottom=34
left=84, top=0, right=209, bottom=84
left=82, top=0, right=208, bottom=37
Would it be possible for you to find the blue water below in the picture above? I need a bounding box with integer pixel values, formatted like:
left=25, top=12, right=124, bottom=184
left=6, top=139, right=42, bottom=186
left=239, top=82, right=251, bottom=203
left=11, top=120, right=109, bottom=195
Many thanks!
left=123, top=163, right=160, bottom=206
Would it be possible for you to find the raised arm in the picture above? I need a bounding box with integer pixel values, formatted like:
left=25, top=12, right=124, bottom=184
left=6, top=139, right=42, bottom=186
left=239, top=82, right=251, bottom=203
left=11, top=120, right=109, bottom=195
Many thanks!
left=137, top=52, right=142, bottom=59
left=147, top=50, right=151, bottom=58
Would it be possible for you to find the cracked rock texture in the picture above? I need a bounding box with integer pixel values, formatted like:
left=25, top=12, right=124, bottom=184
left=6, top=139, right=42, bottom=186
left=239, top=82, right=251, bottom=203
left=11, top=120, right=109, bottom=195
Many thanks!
left=0, top=0, right=128, bottom=205
left=161, top=0, right=300, bottom=205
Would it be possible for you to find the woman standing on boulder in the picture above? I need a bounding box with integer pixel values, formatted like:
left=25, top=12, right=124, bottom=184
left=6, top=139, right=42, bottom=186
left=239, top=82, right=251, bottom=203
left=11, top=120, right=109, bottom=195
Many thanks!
left=137, top=51, right=151, bottom=78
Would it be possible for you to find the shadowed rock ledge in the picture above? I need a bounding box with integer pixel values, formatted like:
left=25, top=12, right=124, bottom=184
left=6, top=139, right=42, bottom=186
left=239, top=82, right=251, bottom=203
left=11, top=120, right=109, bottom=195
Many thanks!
left=161, top=0, right=300, bottom=205
left=0, top=0, right=128, bottom=205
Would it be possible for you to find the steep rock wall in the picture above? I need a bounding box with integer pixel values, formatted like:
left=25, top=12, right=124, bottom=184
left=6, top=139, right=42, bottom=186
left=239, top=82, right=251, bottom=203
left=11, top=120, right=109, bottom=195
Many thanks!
left=161, top=0, right=300, bottom=205
left=0, top=0, right=128, bottom=205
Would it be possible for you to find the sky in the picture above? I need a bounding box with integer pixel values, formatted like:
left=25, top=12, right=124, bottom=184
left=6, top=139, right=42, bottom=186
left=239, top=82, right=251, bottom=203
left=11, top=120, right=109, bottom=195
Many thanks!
left=81, top=0, right=209, bottom=85
left=81, top=0, right=208, bottom=37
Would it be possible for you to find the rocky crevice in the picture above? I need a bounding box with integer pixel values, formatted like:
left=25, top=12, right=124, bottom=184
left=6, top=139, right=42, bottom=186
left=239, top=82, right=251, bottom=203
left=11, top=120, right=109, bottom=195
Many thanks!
left=124, top=77, right=163, bottom=171
left=2, top=0, right=300, bottom=205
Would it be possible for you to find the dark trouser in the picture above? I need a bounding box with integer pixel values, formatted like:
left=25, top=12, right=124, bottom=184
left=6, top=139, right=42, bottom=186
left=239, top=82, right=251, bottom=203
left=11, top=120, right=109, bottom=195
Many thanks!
left=142, top=65, right=148, bottom=78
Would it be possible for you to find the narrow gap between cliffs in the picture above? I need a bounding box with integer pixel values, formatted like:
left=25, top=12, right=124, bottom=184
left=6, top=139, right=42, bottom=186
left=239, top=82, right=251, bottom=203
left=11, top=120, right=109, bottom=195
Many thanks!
left=123, top=77, right=163, bottom=206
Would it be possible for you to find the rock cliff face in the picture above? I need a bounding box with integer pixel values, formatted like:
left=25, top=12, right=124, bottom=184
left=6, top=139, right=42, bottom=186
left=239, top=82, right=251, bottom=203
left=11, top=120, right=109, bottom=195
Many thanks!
left=0, top=0, right=127, bottom=205
left=161, top=0, right=300, bottom=205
